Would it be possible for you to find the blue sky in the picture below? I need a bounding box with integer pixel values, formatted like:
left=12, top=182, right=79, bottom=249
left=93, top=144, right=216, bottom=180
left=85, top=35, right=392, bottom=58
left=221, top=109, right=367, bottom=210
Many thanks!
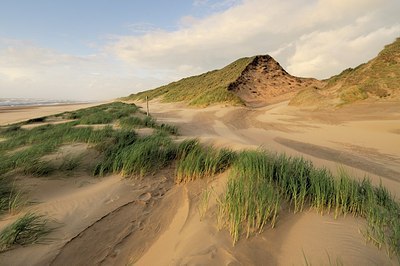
left=1, top=0, right=399, bottom=100
left=0, top=1, right=218, bottom=54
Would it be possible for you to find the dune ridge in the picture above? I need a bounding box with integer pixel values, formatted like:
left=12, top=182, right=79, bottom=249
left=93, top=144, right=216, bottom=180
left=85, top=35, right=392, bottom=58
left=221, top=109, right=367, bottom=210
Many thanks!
left=127, top=38, right=400, bottom=109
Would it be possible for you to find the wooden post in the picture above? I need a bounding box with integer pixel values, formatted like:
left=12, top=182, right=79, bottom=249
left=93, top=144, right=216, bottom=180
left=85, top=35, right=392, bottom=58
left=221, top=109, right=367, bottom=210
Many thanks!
left=146, top=96, right=149, bottom=116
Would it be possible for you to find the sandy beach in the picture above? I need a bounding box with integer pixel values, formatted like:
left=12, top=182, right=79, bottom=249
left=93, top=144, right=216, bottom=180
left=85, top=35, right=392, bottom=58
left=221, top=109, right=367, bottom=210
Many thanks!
left=0, top=100, right=399, bottom=265
left=0, top=103, right=104, bottom=126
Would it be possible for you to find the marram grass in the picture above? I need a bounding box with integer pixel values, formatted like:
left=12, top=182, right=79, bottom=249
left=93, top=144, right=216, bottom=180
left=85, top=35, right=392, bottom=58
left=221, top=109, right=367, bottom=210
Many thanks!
left=175, top=140, right=236, bottom=183
left=217, top=149, right=400, bottom=260
left=0, top=177, right=25, bottom=215
left=0, top=102, right=178, bottom=177
left=0, top=212, right=51, bottom=251
left=93, top=131, right=176, bottom=177
left=119, top=115, right=178, bottom=135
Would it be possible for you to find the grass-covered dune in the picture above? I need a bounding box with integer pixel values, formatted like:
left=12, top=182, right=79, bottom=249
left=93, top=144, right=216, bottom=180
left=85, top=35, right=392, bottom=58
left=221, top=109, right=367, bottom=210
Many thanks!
left=327, top=37, right=400, bottom=103
left=0, top=102, right=176, bottom=178
left=290, top=37, right=400, bottom=107
left=173, top=143, right=400, bottom=259
left=123, top=57, right=255, bottom=106
left=127, top=38, right=400, bottom=109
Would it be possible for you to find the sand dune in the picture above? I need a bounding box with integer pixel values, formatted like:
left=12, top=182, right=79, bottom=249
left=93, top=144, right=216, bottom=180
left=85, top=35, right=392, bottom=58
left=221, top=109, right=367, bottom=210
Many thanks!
left=0, top=101, right=399, bottom=265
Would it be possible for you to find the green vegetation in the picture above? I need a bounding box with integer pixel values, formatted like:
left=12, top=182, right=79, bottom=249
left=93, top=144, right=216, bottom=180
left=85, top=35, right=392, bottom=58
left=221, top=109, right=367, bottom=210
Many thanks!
left=0, top=102, right=177, bottom=177
left=217, top=150, right=400, bottom=259
left=0, top=177, right=25, bottom=215
left=325, top=38, right=400, bottom=104
left=62, top=101, right=139, bottom=123
left=218, top=150, right=281, bottom=242
left=94, top=136, right=233, bottom=180
left=198, top=188, right=212, bottom=220
left=0, top=101, right=181, bottom=251
left=339, top=86, right=368, bottom=103
left=0, top=213, right=51, bottom=251
left=0, top=122, right=114, bottom=176
left=94, top=131, right=176, bottom=177
left=124, top=57, right=255, bottom=106
left=291, top=38, right=400, bottom=107
left=119, top=115, right=178, bottom=135
left=59, top=155, right=81, bottom=172
left=22, top=159, right=55, bottom=177
left=176, top=140, right=235, bottom=183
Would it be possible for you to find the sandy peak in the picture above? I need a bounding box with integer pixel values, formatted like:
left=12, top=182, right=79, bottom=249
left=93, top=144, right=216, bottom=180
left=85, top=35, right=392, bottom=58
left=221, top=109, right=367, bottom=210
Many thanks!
left=228, top=54, right=320, bottom=107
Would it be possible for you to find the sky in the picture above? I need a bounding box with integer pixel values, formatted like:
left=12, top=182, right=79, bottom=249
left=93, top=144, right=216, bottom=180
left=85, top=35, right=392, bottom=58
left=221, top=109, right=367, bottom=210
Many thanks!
left=0, top=0, right=399, bottom=101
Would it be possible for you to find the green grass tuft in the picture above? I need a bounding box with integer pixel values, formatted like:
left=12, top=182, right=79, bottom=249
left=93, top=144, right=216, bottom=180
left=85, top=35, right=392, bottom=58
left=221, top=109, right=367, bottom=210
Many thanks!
left=216, top=149, right=400, bottom=259
left=176, top=140, right=236, bottom=183
left=93, top=131, right=176, bottom=177
left=22, top=160, right=55, bottom=177
left=114, top=133, right=176, bottom=177
left=59, top=156, right=81, bottom=172
left=0, top=213, right=51, bottom=251
left=119, top=116, right=178, bottom=135
left=0, top=177, right=25, bottom=215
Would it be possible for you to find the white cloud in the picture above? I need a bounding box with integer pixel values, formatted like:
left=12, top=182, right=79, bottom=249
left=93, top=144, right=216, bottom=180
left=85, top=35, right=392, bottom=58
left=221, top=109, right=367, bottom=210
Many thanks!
left=108, top=0, right=400, bottom=80
left=287, top=21, right=400, bottom=78
left=0, top=39, right=164, bottom=100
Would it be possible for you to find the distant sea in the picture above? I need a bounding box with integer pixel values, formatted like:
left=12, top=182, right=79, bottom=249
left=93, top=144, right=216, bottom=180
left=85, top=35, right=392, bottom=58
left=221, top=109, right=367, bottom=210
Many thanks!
left=0, top=98, right=89, bottom=107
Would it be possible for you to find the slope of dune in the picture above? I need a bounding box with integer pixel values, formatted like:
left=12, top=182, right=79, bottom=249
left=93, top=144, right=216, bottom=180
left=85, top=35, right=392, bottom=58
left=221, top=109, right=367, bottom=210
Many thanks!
left=124, top=57, right=254, bottom=106
left=125, top=55, right=320, bottom=107
left=290, top=37, right=400, bottom=108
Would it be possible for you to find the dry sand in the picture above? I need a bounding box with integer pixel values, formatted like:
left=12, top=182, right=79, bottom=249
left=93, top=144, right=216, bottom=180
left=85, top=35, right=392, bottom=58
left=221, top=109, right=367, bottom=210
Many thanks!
left=0, top=100, right=399, bottom=265
left=0, top=103, right=103, bottom=126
